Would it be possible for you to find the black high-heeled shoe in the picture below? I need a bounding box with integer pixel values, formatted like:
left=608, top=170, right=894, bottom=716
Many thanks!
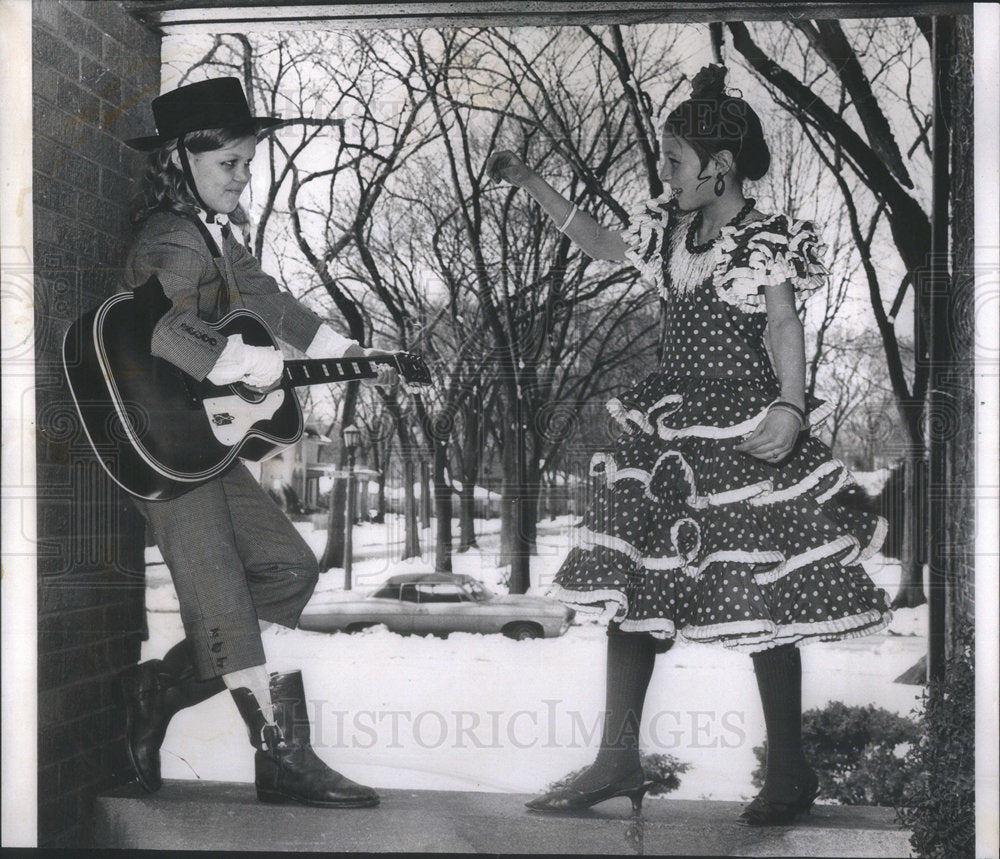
left=738, top=770, right=820, bottom=826
left=525, top=768, right=657, bottom=816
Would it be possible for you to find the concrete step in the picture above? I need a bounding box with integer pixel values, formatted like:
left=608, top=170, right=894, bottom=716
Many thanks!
left=92, top=780, right=912, bottom=856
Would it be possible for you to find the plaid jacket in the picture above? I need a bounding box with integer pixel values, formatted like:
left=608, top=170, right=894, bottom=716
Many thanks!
left=122, top=210, right=325, bottom=381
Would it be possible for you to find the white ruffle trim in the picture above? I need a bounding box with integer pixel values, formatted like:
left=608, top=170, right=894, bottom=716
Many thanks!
left=713, top=217, right=829, bottom=312
left=546, top=584, right=629, bottom=624
left=620, top=201, right=829, bottom=313
left=577, top=526, right=641, bottom=563
left=720, top=612, right=893, bottom=653
left=590, top=452, right=650, bottom=488
left=637, top=395, right=836, bottom=441
left=752, top=535, right=859, bottom=585
left=598, top=452, right=850, bottom=513
left=696, top=549, right=786, bottom=575
left=655, top=406, right=764, bottom=441
left=617, top=617, right=678, bottom=637
left=589, top=607, right=892, bottom=652
left=749, top=460, right=843, bottom=506
left=698, top=480, right=774, bottom=508
left=679, top=607, right=891, bottom=650
left=621, top=195, right=673, bottom=292
left=600, top=455, right=778, bottom=512
left=574, top=522, right=879, bottom=591
left=606, top=370, right=837, bottom=441
left=859, top=515, right=889, bottom=561
left=607, top=398, right=654, bottom=435
left=576, top=526, right=687, bottom=572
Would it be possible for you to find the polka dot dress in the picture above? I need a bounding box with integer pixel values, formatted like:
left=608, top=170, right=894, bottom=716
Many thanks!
left=549, top=198, right=892, bottom=653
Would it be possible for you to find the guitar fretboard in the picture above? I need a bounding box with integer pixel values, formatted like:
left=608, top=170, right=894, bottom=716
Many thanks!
left=282, top=358, right=379, bottom=387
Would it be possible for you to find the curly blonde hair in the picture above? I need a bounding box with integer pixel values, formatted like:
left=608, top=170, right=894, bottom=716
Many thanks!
left=130, top=125, right=256, bottom=226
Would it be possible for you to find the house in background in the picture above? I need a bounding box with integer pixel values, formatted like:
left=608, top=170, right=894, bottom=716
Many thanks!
left=255, top=421, right=336, bottom=514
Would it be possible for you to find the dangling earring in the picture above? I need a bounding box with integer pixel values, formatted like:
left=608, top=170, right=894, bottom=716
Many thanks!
left=714, top=173, right=726, bottom=197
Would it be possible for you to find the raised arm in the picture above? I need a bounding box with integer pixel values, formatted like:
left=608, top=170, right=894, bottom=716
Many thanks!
left=486, top=151, right=628, bottom=262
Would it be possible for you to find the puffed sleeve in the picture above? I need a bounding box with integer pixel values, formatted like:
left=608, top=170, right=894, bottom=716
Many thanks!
left=620, top=196, right=674, bottom=292
left=714, top=215, right=829, bottom=313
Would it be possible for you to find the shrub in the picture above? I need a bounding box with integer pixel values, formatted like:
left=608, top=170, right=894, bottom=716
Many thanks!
left=546, top=751, right=691, bottom=797
left=751, top=701, right=921, bottom=806
left=897, top=623, right=975, bottom=858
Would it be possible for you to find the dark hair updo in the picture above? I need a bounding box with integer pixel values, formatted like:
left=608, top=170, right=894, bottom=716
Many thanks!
left=664, top=64, right=770, bottom=182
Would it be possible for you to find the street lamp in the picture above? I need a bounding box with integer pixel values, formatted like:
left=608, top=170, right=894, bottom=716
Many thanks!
left=342, top=424, right=361, bottom=591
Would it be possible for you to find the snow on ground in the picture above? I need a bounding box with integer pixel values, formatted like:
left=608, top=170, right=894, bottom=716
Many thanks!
left=144, top=512, right=926, bottom=803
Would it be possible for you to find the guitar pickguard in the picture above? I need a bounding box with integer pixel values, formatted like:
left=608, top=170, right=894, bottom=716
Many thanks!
left=202, top=389, right=287, bottom=447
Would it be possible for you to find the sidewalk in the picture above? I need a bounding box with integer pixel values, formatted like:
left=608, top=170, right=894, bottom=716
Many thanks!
left=92, top=780, right=912, bottom=856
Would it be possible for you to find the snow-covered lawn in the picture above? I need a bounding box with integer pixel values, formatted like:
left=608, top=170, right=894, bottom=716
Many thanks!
left=144, top=513, right=926, bottom=803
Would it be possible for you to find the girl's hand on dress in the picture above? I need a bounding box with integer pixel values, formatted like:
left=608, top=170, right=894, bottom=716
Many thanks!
left=486, top=150, right=532, bottom=187
left=735, top=409, right=802, bottom=463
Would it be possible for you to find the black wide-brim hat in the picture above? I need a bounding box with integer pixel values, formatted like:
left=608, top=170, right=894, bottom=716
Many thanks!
left=125, top=77, right=282, bottom=151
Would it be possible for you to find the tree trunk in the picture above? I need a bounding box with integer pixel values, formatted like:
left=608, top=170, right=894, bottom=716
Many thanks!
left=457, top=398, right=481, bottom=552
left=458, top=482, right=477, bottom=552
left=525, top=457, right=542, bottom=554
left=419, top=458, right=431, bottom=530
left=375, top=464, right=387, bottom=525
left=402, top=453, right=420, bottom=561
left=500, top=417, right=532, bottom=595
left=320, top=475, right=346, bottom=571
left=499, top=431, right=516, bottom=566
left=433, top=440, right=453, bottom=572
left=892, top=449, right=928, bottom=609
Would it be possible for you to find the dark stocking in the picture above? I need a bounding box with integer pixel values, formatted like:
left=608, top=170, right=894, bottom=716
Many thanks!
left=751, top=644, right=812, bottom=801
left=571, top=630, right=658, bottom=792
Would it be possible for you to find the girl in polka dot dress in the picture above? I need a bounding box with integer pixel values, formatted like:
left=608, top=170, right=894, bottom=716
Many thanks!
left=487, top=65, right=891, bottom=824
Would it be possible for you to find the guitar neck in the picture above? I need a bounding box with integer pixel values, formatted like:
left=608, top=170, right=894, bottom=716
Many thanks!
left=282, top=357, right=383, bottom=387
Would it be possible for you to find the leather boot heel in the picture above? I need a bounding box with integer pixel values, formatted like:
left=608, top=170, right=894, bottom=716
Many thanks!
left=255, top=786, right=285, bottom=804
left=121, top=662, right=162, bottom=792
left=121, top=642, right=226, bottom=793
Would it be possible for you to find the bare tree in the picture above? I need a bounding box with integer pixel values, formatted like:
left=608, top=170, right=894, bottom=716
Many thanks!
left=403, top=25, right=684, bottom=591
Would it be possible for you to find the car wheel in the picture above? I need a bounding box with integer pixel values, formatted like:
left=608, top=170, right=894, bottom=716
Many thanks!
left=346, top=623, right=376, bottom=633
left=503, top=622, right=542, bottom=641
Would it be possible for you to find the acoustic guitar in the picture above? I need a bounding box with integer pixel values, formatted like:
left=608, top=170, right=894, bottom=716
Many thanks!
left=62, top=276, right=430, bottom=500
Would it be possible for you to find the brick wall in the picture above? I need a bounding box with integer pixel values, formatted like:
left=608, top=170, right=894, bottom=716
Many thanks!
left=32, top=1, right=160, bottom=847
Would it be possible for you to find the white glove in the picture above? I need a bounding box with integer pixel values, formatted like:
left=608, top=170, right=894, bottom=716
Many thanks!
left=305, top=324, right=358, bottom=359
left=207, top=335, right=284, bottom=387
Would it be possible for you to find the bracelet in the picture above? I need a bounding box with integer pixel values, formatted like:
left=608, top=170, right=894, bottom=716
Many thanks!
left=769, top=400, right=807, bottom=429
left=771, top=399, right=806, bottom=419
left=558, top=203, right=579, bottom=233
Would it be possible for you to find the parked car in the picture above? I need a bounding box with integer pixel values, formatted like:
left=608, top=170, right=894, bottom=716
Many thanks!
left=299, top=572, right=575, bottom=639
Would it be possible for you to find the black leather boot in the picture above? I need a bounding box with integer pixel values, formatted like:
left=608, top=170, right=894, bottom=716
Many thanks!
left=230, top=670, right=379, bottom=808
left=121, top=639, right=226, bottom=792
